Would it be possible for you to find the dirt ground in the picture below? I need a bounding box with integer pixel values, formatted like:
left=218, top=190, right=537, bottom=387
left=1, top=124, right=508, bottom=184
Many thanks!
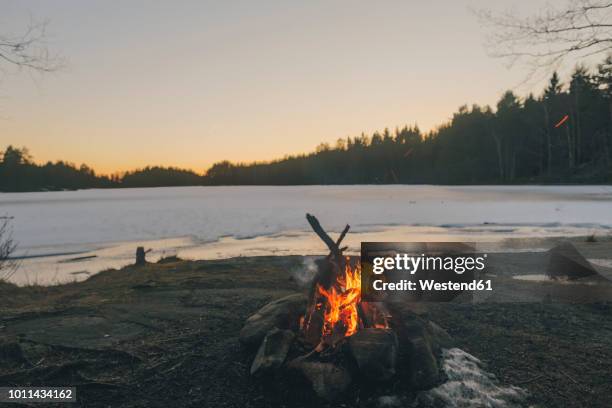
left=0, top=250, right=611, bottom=407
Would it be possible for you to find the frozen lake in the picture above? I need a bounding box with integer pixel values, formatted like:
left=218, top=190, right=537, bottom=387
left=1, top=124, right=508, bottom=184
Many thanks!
left=1, top=185, right=611, bottom=285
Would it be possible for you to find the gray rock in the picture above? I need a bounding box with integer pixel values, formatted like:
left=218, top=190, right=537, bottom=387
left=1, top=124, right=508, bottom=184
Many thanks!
left=250, top=328, right=295, bottom=377
left=547, top=241, right=598, bottom=280
left=401, top=314, right=454, bottom=356
left=288, top=360, right=352, bottom=401
left=239, top=293, right=307, bottom=349
left=402, top=314, right=428, bottom=340
left=408, top=337, right=439, bottom=390
left=426, top=321, right=454, bottom=354
left=348, top=328, right=398, bottom=381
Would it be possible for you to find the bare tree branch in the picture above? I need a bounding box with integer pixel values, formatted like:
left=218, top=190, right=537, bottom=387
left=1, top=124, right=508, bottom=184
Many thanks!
left=475, top=0, right=612, bottom=72
left=0, top=17, right=63, bottom=74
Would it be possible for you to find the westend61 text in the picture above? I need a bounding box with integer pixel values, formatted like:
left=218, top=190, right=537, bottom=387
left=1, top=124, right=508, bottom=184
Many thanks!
left=372, top=279, right=493, bottom=292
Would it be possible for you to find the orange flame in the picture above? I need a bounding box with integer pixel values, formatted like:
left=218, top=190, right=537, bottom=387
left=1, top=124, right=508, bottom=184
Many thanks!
left=304, top=257, right=389, bottom=348
left=316, top=259, right=362, bottom=342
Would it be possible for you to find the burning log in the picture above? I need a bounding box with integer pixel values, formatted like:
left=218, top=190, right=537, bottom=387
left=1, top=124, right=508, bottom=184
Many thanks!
left=301, top=213, right=389, bottom=350
left=302, top=214, right=351, bottom=346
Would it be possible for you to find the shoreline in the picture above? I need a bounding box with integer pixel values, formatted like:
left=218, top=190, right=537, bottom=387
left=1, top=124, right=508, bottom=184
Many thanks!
left=8, top=228, right=612, bottom=286
left=2, top=181, right=612, bottom=194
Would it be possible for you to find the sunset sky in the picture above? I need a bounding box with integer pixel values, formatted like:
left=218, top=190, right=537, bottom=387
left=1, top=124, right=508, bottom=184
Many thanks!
left=0, top=0, right=586, bottom=174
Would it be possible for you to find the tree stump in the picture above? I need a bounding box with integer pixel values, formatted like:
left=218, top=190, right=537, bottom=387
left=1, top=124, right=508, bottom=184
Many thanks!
left=135, top=246, right=146, bottom=266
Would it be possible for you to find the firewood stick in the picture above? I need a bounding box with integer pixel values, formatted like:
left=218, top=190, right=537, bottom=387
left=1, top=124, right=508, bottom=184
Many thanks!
left=335, top=224, right=350, bottom=248
left=358, top=303, right=372, bottom=327
left=306, top=213, right=341, bottom=256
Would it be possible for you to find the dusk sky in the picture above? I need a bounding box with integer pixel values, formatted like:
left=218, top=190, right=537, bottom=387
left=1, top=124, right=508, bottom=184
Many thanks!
left=0, top=0, right=585, bottom=174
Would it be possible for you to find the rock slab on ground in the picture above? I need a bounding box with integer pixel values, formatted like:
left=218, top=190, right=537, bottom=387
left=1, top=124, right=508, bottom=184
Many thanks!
left=547, top=241, right=598, bottom=280
left=288, top=359, right=352, bottom=401
left=348, top=328, right=398, bottom=381
left=250, top=328, right=295, bottom=377
left=400, top=313, right=454, bottom=355
left=239, top=293, right=307, bottom=349
left=408, top=337, right=439, bottom=390
left=426, top=321, right=453, bottom=353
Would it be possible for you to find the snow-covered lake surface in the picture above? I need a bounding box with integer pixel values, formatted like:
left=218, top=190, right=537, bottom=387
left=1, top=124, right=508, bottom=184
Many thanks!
left=1, top=185, right=611, bottom=285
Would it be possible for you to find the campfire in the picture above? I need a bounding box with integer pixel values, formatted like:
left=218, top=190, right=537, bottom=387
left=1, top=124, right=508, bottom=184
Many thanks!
left=240, top=213, right=451, bottom=403
left=300, top=214, right=389, bottom=351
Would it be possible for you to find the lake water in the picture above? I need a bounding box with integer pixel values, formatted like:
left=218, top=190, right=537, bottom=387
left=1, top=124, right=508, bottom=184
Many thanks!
left=1, top=185, right=611, bottom=285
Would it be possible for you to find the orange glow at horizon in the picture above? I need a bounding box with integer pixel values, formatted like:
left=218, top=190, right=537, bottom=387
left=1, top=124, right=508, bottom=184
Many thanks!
left=1, top=0, right=572, bottom=174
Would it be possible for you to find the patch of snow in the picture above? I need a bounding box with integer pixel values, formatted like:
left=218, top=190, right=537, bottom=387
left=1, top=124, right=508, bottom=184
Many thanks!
left=589, top=258, right=612, bottom=269
left=417, top=348, right=529, bottom=408
left=512, top=274, right=550, bottom=282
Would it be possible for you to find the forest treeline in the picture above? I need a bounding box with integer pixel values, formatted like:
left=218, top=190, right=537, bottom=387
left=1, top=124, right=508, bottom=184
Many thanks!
left=0, top=147, right=203, bottom=192
left=1, top=57, right=611, bottom=192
